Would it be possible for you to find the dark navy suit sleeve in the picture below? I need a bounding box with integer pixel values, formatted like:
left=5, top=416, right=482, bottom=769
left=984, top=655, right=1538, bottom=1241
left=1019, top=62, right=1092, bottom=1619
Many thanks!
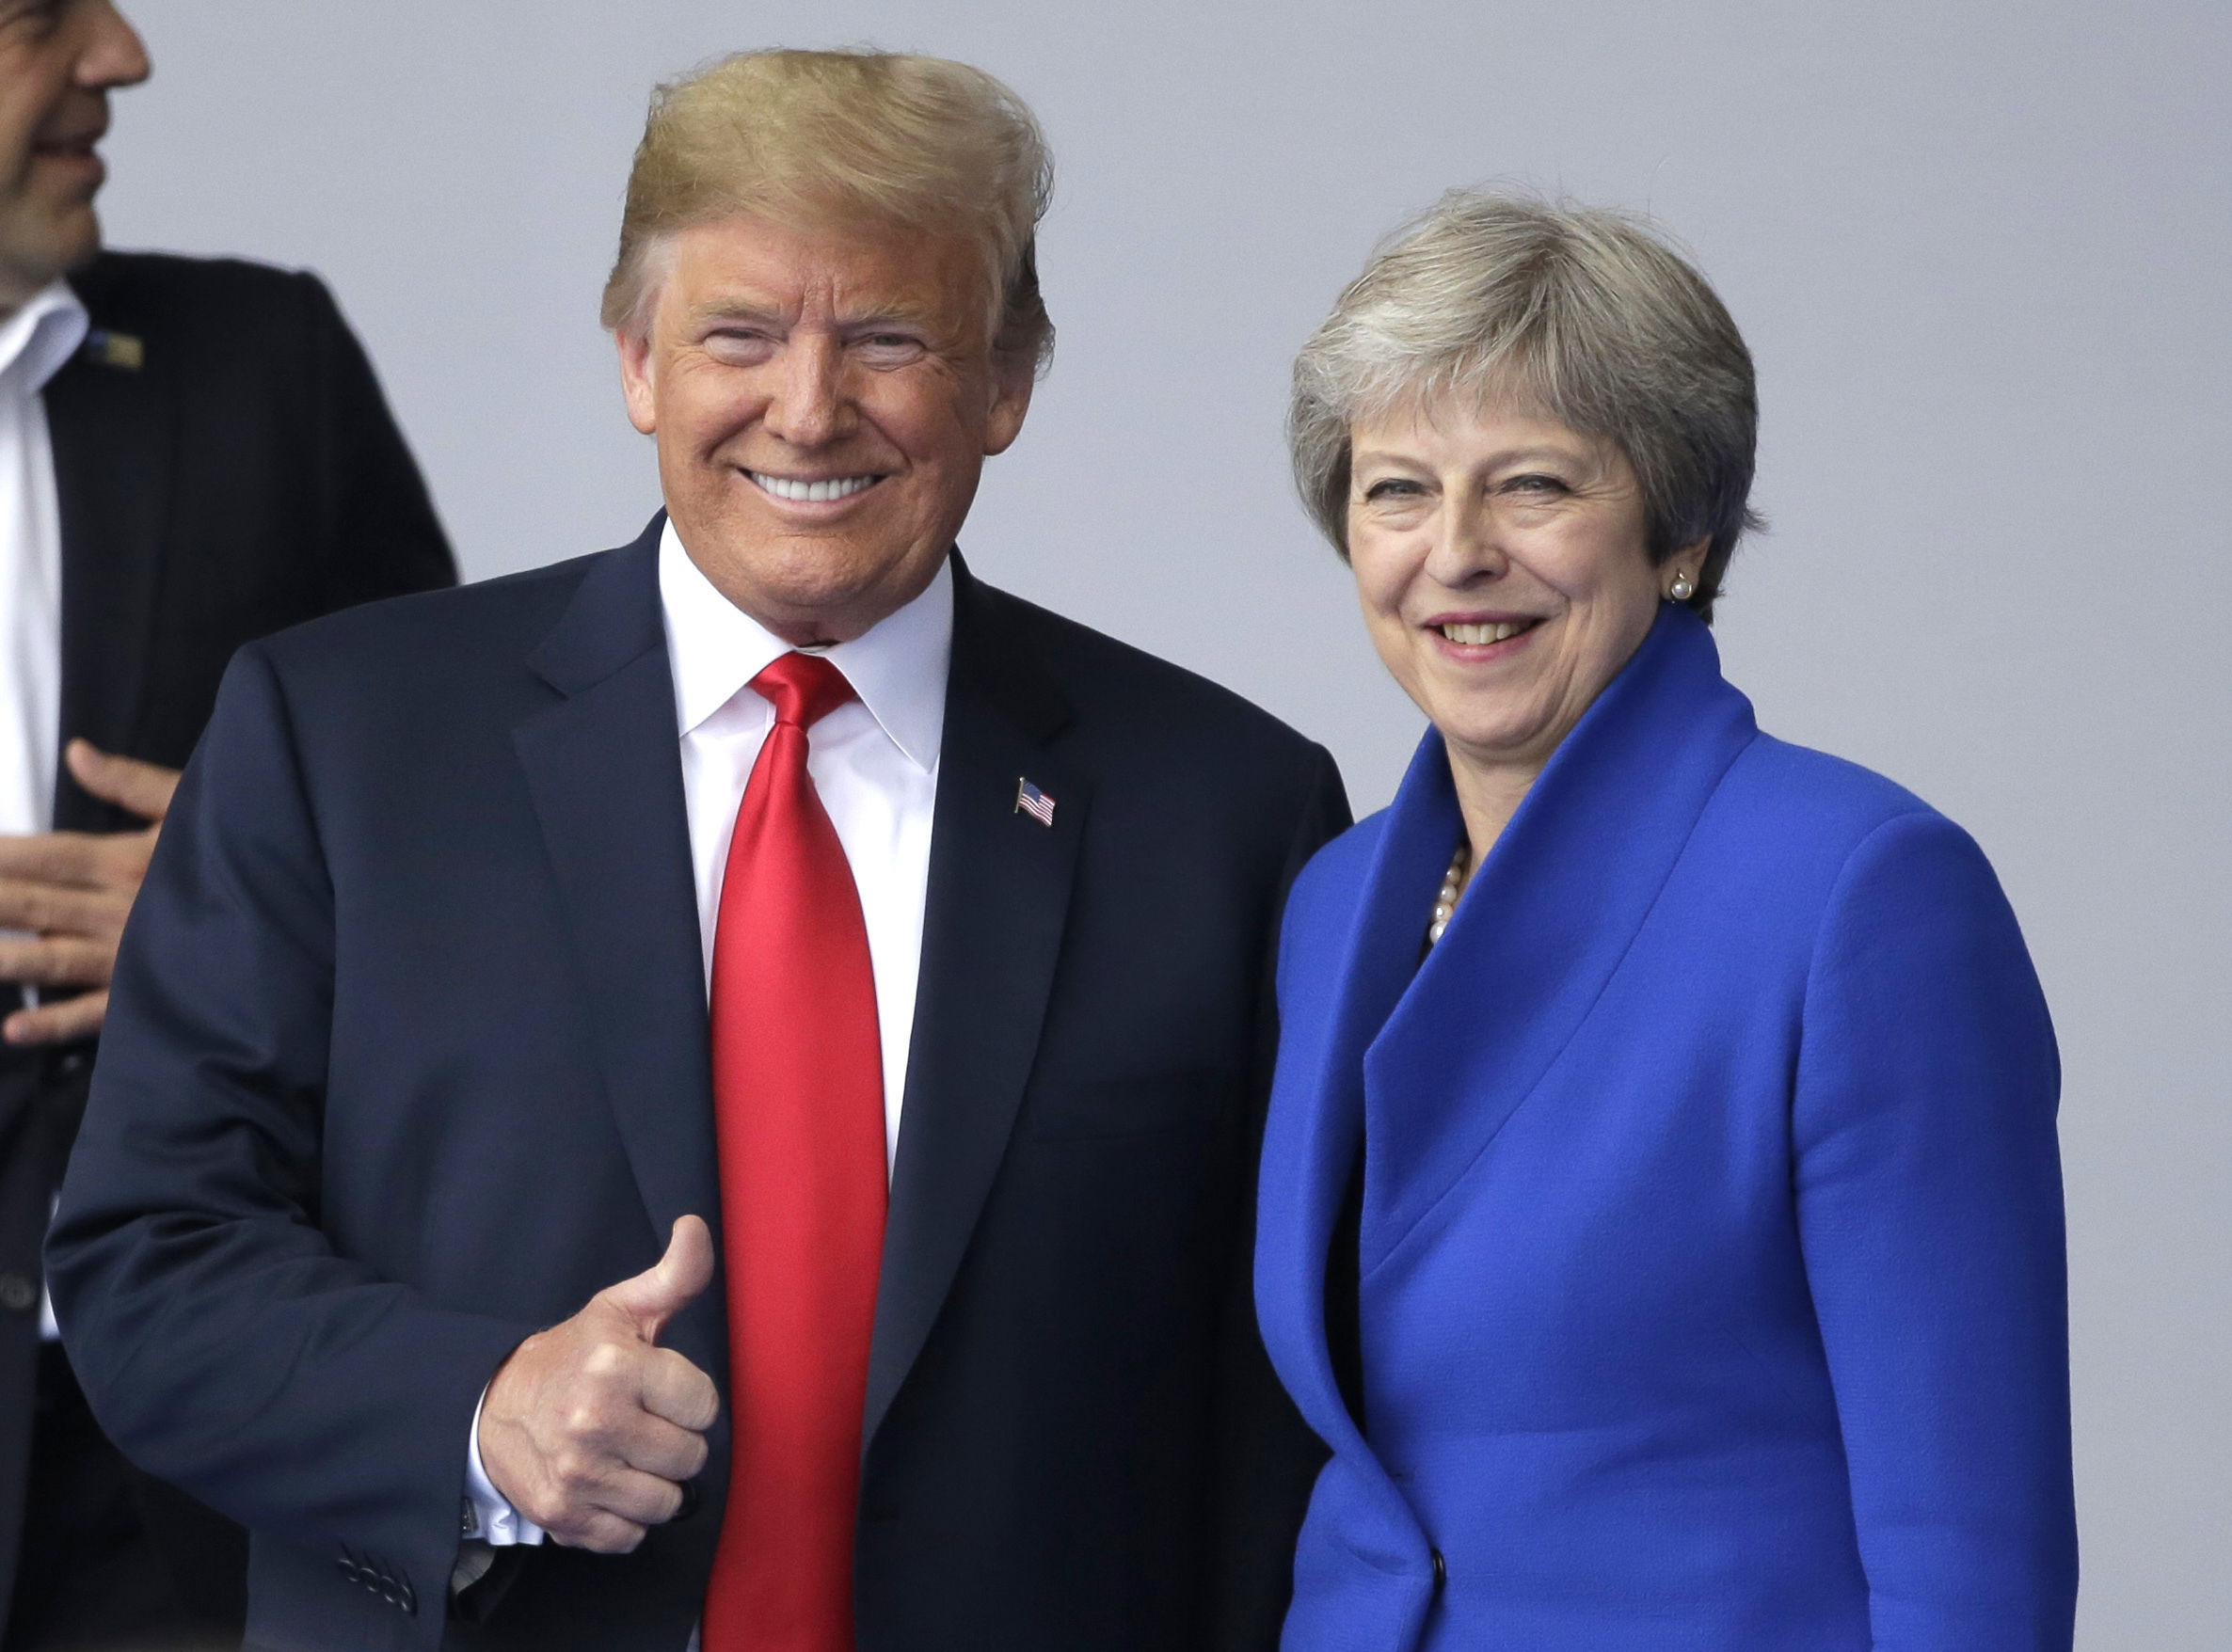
left=1793, top=811, right=2078, bottom=1649
left=1200, top=742, right=1350, bottom=1652
left=46, top=643, right=530, bottom=1630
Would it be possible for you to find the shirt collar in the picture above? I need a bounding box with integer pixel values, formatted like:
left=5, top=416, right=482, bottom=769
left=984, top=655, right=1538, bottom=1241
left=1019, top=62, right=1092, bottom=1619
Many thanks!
left=657, top=516, right=951, bottom=773
left=0, top=280, right=89, bottom=396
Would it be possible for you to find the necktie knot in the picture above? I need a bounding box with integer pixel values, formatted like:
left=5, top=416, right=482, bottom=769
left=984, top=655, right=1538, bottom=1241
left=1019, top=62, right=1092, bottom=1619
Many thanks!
left=751, top=652, right=856, bottom=730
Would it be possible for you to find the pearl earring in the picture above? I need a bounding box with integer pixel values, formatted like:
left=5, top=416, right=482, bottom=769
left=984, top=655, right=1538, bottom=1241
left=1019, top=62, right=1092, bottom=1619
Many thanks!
left=1668, top=571, right=1696, bottom=602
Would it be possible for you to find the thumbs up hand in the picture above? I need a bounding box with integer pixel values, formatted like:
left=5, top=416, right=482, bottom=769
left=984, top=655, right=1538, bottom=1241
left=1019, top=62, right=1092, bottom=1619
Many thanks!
left=479, top=1216, right=721, bottom=1552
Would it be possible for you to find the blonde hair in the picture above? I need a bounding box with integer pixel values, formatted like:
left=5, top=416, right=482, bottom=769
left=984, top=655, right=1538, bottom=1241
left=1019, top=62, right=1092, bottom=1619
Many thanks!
left=600, top=48, right=1056, bottom=371
left=1291, top=188, right=1762, bottom=619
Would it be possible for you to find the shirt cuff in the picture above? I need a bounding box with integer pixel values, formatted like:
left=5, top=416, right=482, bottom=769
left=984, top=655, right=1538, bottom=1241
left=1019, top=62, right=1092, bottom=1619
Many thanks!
left=464, top=1383, right=545, bottom=1546
left=38, top=1195, right=59, bottom=1341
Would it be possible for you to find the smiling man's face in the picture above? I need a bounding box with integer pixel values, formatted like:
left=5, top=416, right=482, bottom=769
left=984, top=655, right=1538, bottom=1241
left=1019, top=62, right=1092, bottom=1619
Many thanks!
left=617, top=211, right=1033, bottom=646
left=0, top=0, right=148, bottom=307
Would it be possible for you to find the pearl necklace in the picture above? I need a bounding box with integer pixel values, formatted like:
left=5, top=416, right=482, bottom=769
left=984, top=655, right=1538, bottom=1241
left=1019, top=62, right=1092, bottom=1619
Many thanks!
left=1427, top=841, right=1471, bottom=946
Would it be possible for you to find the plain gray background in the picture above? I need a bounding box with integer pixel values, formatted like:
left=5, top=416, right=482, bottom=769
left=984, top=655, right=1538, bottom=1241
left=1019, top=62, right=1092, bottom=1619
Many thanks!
left=96, top=1, right=2227, bottom=1642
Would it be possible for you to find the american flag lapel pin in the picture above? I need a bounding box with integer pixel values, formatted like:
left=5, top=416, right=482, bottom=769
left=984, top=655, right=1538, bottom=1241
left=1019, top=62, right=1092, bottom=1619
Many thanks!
left=1013, top=777, right=1056, bottom=828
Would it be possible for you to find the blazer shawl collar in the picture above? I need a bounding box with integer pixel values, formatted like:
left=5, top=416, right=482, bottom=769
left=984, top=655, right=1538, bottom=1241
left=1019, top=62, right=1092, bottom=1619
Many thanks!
left=1264, top=607, right=1757, bottom=1553
left=44, top=293, right=171, bottom=831
left=864, top=552, right=1084, bottom=1454
left=511, top=518, right=727, bottom=1383
left=1360, top=606, right=1759, bottom=1277
left=1254, top=727, right=1460, bottom=1570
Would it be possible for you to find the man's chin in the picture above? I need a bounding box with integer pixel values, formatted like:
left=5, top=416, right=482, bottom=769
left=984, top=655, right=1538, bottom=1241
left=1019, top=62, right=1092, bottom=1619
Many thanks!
left=748, top=575, right=929, bottom=647
left=736, top=563, right=945, bottom=648
left=63, top=217, right=102, bottom=274
left=672, top=512, right=949, bottom=642
left=0, top=208, right=102, bottom=298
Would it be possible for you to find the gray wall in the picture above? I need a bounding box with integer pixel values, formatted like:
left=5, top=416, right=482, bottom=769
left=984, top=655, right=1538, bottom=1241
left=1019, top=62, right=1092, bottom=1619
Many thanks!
left=102, top=2, right=2227, bottom=1641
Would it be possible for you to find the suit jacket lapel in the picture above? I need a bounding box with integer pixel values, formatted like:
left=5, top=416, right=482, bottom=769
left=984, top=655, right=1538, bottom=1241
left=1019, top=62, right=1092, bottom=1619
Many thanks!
left=1359, top=608, right=1759, bottom=1276
left=864, top=556, right=1084, bottom=1452
left=44, top=321, right=171, bottom=831
left=1254, top=735, right=1459, bottom=1530
left=511, top=527, right=724, bottom=1374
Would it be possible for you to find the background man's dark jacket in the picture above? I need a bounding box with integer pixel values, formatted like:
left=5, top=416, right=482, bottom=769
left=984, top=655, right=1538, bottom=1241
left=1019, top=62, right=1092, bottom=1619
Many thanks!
left=49, top=522, right=1344, bottom=1650
left=0, top=250, right=454, bottom=1644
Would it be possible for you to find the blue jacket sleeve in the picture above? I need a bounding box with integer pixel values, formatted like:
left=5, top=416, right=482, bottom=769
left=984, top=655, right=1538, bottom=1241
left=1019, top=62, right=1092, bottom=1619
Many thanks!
left=45, top=643, right=530, bottom=1636
left=1794, top=809, right=2077, bottom=1649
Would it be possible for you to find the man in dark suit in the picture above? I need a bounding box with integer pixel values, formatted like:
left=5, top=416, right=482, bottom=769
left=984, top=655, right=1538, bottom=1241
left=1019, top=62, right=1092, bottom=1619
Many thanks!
left=48, top=45, right=1341, bottom=1652
left=0, top=2, right=455, bottom=1644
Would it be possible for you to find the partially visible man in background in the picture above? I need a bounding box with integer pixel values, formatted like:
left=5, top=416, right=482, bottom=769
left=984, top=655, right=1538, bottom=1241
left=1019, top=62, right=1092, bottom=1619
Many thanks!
left=0, top=2, right=455, bottom=1645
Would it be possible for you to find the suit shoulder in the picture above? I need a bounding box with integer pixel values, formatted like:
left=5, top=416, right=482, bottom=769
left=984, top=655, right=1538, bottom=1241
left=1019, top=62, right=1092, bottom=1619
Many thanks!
left=1696, top=732, right=2020, bottom=944
left=1714, top=731, right=1946, bottom=850
left=979, top=580, right=1322, bottom=766
left=252, top=551, right=601, bottom=684
left=71, top=249, right=336, bottom=336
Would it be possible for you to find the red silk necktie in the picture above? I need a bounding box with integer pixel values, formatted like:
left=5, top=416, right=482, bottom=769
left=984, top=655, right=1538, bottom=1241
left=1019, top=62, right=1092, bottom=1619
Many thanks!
left=704, top=653, right=885, bottom=1652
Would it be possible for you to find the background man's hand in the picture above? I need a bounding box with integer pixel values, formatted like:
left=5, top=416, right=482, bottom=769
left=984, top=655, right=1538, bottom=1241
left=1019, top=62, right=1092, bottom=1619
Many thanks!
left=0, top=739, right=181, bottom=1046
left=479, top=1215, right=720, bottom=1553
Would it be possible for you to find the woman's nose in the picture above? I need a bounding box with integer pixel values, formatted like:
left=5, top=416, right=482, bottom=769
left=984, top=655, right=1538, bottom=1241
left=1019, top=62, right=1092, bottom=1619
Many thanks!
left=1425, top=494, right=1507, bottom=585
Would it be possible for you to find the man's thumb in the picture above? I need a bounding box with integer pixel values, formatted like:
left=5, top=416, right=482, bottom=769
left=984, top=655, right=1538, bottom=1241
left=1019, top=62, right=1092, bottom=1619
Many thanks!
left=603, top=1215, right=714, bottom=1342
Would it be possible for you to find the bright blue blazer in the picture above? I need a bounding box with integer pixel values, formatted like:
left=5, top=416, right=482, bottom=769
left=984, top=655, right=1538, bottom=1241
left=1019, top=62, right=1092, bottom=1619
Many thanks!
left=1256, top=608, right=2076, bottom=1651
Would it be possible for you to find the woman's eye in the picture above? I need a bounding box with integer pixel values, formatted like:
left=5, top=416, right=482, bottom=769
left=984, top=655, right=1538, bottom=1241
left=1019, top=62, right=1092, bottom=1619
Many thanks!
left=1503, top=473, right=1569, bottom=495
left=1363, top=479, right=1425, bottom=501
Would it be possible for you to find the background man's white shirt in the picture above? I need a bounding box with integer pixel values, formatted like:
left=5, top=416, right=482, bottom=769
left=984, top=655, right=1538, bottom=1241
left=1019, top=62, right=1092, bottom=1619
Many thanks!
left=0, top=281, right=88, bottom=850
left=0, top=279, right=91, bottom=1343
left=462, top=519, right=950, bottom=1570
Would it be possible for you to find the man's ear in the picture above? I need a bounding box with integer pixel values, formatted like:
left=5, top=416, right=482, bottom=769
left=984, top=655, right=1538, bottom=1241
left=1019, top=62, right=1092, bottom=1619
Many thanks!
left=616, top=326, right=659, bottom=436
left=981, top=355, right=1035, bottom=456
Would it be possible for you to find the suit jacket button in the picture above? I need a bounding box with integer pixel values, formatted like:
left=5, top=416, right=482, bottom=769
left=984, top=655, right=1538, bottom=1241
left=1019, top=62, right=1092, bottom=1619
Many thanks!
left=0, top=1274, right=34, bottom=1314
left=675, top=1479, right=700, bottom=1521
left=1430, top=1548, right=1447, bottom=1590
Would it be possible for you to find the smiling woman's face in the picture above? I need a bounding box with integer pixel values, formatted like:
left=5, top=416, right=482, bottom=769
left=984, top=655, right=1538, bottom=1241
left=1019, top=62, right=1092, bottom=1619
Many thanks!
left=1347, top=397, right=1695, bottom=799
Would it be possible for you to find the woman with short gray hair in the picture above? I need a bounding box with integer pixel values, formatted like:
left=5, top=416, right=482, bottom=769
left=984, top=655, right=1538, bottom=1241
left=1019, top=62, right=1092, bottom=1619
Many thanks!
left=1254, top=190, right=2077, bottom=1649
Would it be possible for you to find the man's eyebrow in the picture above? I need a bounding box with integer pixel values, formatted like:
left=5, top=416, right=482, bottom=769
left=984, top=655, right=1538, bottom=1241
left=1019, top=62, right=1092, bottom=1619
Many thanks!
left=683, top=296, right=787, bottom=326
left=678, top=298, right=942, bottom=331
left=837, top=298, right=942, bottom=328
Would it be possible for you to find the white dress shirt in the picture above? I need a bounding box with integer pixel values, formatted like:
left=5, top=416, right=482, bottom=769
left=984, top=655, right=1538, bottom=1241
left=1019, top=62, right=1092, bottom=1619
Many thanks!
left=662, top=517, right=948, bottom=1153
left=0, top=280, right=90, bottom=1345
left=0, top=280, right=87, bottom=849
left=462, top=519, right=951, bottom=1583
